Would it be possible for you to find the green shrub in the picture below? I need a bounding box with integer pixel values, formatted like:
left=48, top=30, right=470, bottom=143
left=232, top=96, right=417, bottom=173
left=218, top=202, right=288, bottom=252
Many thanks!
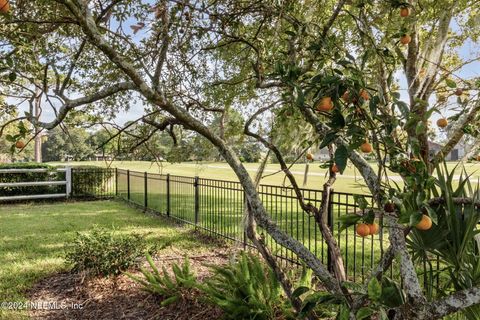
left=71, top=166, right=114, bottom=197
left=200, top=252, right=294, bottom=320
left=0, top=162, right=64, bottom=196
left=65, top=227, right=153, bottom=276
left=126, top=254, right=197, bottom=306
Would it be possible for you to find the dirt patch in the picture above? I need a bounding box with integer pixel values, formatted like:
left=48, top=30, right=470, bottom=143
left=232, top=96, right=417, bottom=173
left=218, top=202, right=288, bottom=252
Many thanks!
left=28, top=249, right=235, bottom=320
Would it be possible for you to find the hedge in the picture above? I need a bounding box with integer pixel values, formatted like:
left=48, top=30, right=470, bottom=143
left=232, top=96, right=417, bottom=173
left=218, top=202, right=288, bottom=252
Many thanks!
left=0, top=163, right=64, bottom=196
left=71, top=166, right=115, bottom=197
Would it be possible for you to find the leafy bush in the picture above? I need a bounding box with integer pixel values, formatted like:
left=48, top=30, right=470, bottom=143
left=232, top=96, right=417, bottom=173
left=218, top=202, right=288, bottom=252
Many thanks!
left=200, top=252, right=293, bottom=320
left=406, top=163, right=480, bottom=319
left=0, top=162, right=64, bottom=196
left=65, top=227, right=152, bottom=276
left=71, top=166, right=114, bottom=197
left=126, top=254, right=197, bottom=306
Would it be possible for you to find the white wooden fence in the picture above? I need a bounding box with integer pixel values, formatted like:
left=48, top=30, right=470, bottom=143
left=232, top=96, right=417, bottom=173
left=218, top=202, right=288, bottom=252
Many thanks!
left=0, top=167, right=72, bottom=201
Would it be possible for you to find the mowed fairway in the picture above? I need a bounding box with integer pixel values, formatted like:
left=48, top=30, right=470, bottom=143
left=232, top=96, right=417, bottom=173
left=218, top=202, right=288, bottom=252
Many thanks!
left=49, top=160, right=480, bottom=194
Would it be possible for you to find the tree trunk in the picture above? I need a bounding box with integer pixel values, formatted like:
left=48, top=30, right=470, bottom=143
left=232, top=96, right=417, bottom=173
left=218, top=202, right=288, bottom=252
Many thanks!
left=34, top=89, right=42, bottom=163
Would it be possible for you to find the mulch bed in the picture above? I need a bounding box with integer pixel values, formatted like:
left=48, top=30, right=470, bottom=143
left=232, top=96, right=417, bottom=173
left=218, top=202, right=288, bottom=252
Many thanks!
left=28, top=248, right=236, bottom=320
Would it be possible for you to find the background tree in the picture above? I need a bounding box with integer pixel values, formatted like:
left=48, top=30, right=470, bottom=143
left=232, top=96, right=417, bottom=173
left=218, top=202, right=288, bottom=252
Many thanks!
left=41, top=126, right=94, bottom=161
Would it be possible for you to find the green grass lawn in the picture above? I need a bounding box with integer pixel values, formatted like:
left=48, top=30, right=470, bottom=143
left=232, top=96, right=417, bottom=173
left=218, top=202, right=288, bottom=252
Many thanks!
left=48, top=160, right=480, bottom=194
left=0, top=200, right=219, bottom=320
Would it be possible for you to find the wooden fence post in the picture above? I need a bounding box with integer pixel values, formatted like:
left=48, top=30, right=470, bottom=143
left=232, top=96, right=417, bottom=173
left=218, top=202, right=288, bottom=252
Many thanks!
left=127, top=170, right=130, bottom=201
left=144, top=171, right=148, bottom=209
left=66, top=167, right=72, bottom=198
left=115, top=168, right=118, bottom=196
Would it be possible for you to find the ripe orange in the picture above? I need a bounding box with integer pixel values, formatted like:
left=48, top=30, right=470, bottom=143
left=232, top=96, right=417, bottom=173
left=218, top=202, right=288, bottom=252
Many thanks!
left=400, top=34, right=411, bottom=45
left=416, top=215, right=432, bottom=231
left=476, top=155, right=480, bottom=161
left=0, top=0, right=9, bottom=13
left=306, top=153, right=314, bottom=161
left=316, top=97, right=334, bottom=112
left=454, top=88, right=463, bottom=96
left=436, top=118, right=448, bottom=128
left=360, top=89, right=369, bottom=100
left=400, top=7, right=410, bottom=17
left=368, top=223, right=379, bottom=235
left=15, top=140, right=25, bottom=149
left=331, top=164, right=340, bottom=173
left=360, top=142, right=373, bottom=153
left=356, top=223, right=370, bottom=237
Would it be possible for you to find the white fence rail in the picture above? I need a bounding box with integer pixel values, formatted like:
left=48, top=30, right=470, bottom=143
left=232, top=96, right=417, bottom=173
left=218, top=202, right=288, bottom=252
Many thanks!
left=0, top=167, right=72, bottom=202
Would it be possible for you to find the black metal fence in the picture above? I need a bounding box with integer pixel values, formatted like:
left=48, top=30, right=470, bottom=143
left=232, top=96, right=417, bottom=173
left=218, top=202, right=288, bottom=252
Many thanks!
left=112, top=168, right=408, bottom=285
left=70, top=167, right=444, bottom=291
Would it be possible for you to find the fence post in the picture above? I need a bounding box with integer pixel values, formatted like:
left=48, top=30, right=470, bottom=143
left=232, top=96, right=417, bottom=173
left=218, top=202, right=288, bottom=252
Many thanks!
left=127, top=170, right=131, bottom=201
left=115, top=168, right=118, bottom=196
left=166, top=174, right=170, bottom=217
left=194, top=176, right=199, bottom=227
left=65, top=166, right=72, bottom=198
left=327, top=189, right=334, bottom=273
left=144, top=171, right=148, bottom=209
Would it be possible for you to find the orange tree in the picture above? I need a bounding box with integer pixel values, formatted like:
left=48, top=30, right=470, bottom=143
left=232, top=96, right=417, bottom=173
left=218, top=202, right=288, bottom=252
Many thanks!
left=1, top=0, right=480, bottom=318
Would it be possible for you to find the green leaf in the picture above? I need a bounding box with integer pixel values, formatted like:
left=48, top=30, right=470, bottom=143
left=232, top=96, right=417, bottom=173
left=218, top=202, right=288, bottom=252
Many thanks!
left=424, top=205, right=438, bottom=224
left=356, top=307, right=374, bottom=320
left=292, top=286, right=310, bottom=298
left=295, top=86, right=304, bottom=107
left=336, top=304, right=350, bottom=320
left=379, top=308, right=389, bottom=320
left=367, top=277, right=382, bottom=301
left=331, top=109, right=346, bottom=129
left=380, top=278, right=405, bottom=308
left=445, top=78, right=457, bottom=88
left=409, top=212, right=423, bottom=226
left=334, top=145, right=348, bottom=173
left=415, top=122, right=426, bottom=135
left=354, top=195, right=368, bottom=210
left=8, top=72, right=16, bottom=82
left=338, top=214, right=362, bottom=232
left=160, top=295, right=179, bottom=306
left=320, top=131, right=338, bottom=149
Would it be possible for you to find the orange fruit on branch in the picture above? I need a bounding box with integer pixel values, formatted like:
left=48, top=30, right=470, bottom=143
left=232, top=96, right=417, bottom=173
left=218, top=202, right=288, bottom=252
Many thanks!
left=306, top=153, right=314, bottom=160
left=360, top=142, right=373, bottom=153
left=360, top=89, right=370, bottom=101
left=454, top=88, right=463, bottom=96
left=331, top=164, right=340, bottom=173
left=436, top=118, right=448, bottom=128
left=356, top=223, right=370, bottom=237
left=415, top=215, right=432, bottom=231
left=316, top=97, right=334, bottom=112
left=0, top=0, right=9, bottom=13
left=476, top=155, right=480, bottom=161
left=368, top=223, right=379, bottom=235
left=400, top=34, right=411, bottom=45
left=400, top=7, right=410, bottom=17
left=341, top=91, right=351, bottom=103
left=15, top=140, right=25, bottom=149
